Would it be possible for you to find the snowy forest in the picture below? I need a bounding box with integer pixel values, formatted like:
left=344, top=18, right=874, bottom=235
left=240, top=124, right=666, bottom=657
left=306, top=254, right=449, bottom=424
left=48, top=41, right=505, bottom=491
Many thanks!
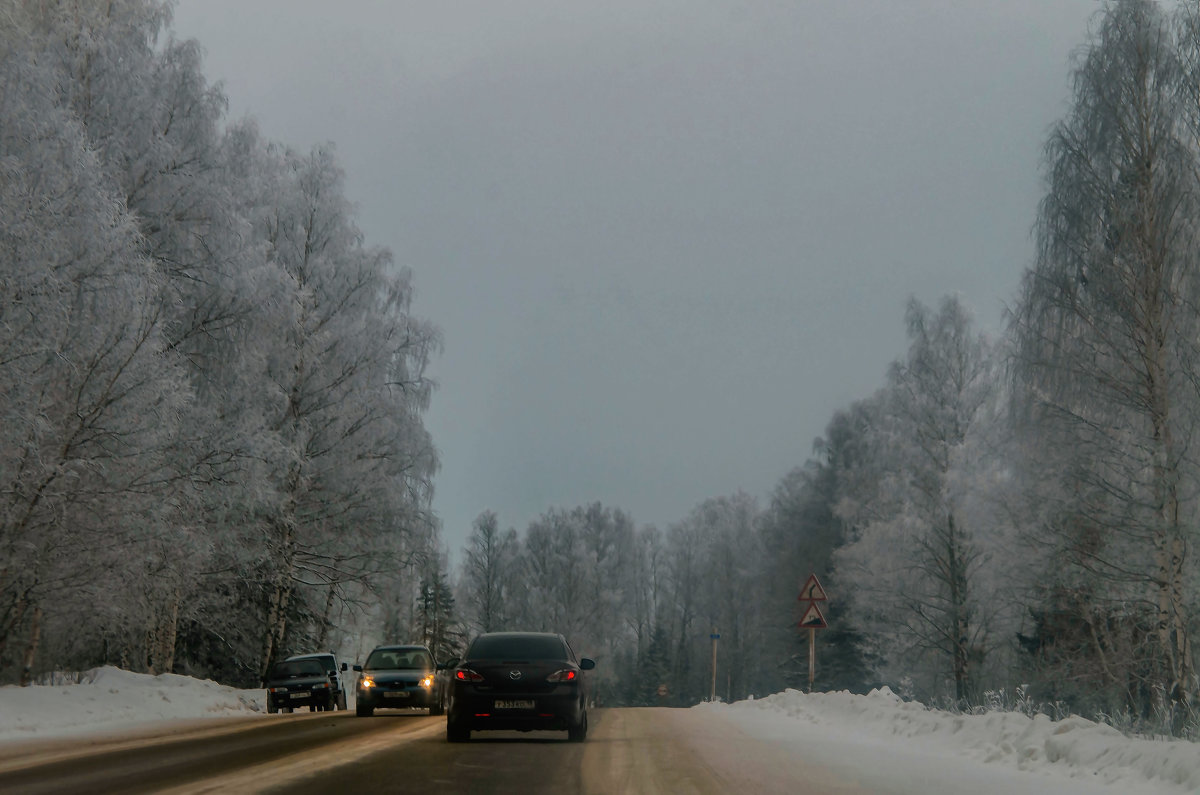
left=1, top=0, right=1198, bottom=738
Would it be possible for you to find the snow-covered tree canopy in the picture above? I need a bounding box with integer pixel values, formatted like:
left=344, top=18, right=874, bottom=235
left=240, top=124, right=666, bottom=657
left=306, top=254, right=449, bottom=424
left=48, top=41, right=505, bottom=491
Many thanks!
left=0, top=0, right=438, bottom=686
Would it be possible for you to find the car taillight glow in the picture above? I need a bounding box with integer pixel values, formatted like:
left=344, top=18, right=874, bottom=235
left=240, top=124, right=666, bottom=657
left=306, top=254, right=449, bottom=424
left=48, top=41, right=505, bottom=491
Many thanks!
left=546, top=669, right=577, bottom=682
left=455, top=668, right=485, bottom=682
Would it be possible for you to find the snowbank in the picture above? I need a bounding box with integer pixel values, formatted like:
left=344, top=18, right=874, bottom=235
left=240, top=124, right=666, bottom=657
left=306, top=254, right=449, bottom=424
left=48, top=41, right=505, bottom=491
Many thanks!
left=2, top=668, right=1197, bottom=794
left=0, top=666, right=262, bottom=743
left=698, top=688, right=1199, bottom=794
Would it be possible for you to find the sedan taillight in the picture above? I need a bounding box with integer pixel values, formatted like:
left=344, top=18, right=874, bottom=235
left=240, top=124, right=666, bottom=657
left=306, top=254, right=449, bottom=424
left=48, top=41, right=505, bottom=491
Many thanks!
left=455, top=668, right=485, bottom=682
left=546, top=669, right=578, bottom=683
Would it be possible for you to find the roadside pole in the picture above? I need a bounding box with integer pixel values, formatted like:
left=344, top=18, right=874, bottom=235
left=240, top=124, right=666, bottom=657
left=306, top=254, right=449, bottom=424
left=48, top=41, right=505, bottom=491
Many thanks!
left=808, top=627, right=816, bottom=692
left=709, top=628, right=720, bottom=702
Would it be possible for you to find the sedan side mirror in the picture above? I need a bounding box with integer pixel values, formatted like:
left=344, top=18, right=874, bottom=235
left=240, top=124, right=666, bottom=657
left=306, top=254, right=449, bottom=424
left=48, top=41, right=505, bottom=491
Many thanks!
left=340, top=662, right=348, bottom=672
left=352, top=664, right=363, bottom=672
left=580, top=658, right=596, bottom=670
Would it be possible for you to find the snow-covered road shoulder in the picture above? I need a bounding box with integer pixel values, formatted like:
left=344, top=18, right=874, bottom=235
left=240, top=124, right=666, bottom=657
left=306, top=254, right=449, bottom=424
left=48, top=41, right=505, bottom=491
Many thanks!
left=3, top=669, right=1197, bottom=794
left=696, top=688, right=1199, bottom=794
left=0, top=666, right=262, bottom=743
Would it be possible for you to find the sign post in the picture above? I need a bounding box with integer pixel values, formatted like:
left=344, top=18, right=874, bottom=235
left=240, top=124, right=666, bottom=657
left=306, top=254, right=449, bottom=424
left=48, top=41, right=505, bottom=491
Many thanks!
left=709, top=629, right=720, bottom=702
left=809, top=626, right=815, bottom=692
left=797, top=574, right=828, bottom=693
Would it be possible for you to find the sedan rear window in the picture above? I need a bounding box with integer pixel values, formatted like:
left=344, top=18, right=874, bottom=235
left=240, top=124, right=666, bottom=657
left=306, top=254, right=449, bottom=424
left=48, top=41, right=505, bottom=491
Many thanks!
left=467, top=635, right=567, bottom=660
left=365, top=648, right=434, bottom=669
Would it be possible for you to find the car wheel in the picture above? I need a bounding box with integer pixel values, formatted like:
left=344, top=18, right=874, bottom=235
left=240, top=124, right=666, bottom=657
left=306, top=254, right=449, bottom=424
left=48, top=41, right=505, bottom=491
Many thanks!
left=282, top=706, right=293, bottom=714
left=267, top=700, right=277, bottom=714
left=429, top=698, right=444, bottom=716
left=356, top=703, right=374, bottom=717
left=568, top=712, right=587, bottom=743
left=446, top=716, right=469, bottom=742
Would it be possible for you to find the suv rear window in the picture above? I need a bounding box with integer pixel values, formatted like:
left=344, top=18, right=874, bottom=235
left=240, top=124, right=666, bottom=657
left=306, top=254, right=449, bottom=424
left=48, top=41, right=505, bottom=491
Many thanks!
left=271, top=659, right=324, bottom=678
left=290, top=654, right=335, bottom=671
left=467, top=635, right=567, bottom=661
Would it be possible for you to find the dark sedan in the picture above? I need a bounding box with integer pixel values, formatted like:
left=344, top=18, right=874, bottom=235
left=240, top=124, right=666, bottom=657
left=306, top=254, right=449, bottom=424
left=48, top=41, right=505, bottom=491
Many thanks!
left=446, top=631, right=595, bottom=742
left=353, top=645, right=447, bottom=717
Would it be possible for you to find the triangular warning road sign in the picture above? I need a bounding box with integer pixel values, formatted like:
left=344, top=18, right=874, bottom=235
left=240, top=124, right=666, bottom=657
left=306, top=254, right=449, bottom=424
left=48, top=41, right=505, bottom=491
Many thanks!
left=798, top=601, right=827, bottom=629
left=798, top=574, right=828, bottom=602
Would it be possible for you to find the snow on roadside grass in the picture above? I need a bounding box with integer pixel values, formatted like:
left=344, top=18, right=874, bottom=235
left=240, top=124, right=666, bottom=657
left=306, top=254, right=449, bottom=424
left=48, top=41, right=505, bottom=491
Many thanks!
left=0, top=666, right=262, bottom=743
left=698, top=687, right=1200, bottom=794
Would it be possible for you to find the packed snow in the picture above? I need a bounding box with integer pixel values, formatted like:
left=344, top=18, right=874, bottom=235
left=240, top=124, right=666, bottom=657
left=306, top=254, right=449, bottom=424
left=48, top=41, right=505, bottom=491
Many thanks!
left=0, top=666, right=262, bottom=742
left=0, top=669, right=1196, bottom=792
left=698, top=688, right=1200, bottom=794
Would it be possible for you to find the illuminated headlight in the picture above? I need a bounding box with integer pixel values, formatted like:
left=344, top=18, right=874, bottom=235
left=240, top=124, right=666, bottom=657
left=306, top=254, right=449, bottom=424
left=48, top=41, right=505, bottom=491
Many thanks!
left=420, top=675, right=434, bottom=688
left=360, top=677, right=375, bottom=689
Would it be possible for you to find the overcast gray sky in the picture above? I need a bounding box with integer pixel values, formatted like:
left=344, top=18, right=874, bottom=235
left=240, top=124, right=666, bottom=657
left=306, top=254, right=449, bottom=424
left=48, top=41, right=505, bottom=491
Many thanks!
left=171, top=0, right=1101, bottom=555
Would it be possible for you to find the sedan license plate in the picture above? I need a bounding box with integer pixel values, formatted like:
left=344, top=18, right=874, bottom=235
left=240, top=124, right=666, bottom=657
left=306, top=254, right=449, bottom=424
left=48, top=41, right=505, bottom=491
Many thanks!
left=494, top=699, right=535, bottom=710
left=383, top=691, right=409, bottom=699
left=289, top=692, right=307, bottom=699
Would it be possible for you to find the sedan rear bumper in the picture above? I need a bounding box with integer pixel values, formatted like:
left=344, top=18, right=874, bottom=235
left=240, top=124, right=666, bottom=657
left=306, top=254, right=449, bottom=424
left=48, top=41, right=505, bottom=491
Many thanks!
left=449, top=689, right=583, bottom=731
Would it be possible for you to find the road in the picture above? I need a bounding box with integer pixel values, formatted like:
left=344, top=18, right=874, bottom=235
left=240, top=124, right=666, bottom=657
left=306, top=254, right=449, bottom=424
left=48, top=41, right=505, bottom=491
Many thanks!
left=0, top=708, right=870, bottom=794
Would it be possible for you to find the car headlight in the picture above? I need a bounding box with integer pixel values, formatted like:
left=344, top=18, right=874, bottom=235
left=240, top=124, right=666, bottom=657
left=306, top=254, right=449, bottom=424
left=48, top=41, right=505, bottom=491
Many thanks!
left=360, top=677, right=375, bottom=689
left=313, top=682, right=330, bottom=689
left=420, top=675, right=434, bottom=688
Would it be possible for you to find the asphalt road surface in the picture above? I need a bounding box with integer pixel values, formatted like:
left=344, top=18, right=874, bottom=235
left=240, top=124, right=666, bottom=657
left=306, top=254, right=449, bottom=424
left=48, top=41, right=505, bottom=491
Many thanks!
left=0, top=708, right=869, bottom=794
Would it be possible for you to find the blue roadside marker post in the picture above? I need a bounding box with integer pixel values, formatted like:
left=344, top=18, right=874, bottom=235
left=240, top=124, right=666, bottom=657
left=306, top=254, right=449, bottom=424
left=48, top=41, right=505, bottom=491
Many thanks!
left=797, top=574, right=828, bottom=693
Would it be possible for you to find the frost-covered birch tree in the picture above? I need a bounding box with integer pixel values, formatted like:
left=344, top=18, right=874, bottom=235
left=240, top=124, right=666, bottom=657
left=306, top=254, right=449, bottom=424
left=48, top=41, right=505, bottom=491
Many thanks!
left=1010, top=0, right=1199, bottom=718
left=460, top=510, right=519, bottom=633
left=251, top=142, right=439, bottom=677
left=836, top=296, right=995, bottom=701
left=692, top=493, right=760, bottom=701
left=0, top=23, right=187, bottom=679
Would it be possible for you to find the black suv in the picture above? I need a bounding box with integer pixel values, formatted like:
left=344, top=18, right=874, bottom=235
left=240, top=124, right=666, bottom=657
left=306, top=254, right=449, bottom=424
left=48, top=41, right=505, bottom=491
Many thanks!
left=265, top=657, right=339, bottom=713
left=284, top=652, right=348, bottom=710
left=446, top=632, right=595, bottom=742
left=353, top=644, right=449, bottom=717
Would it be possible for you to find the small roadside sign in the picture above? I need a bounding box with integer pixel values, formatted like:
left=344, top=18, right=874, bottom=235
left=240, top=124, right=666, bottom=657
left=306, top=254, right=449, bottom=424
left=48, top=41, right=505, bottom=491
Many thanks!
left=797, top=573, right=829, bottom=693
left=798, top=574, right=828, bottom=602
left=798, top=601, right=827, bottom=629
